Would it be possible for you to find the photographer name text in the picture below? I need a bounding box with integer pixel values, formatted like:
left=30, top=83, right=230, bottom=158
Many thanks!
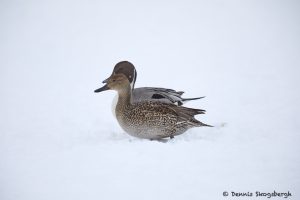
left=223, top=191, right=292, bottom=198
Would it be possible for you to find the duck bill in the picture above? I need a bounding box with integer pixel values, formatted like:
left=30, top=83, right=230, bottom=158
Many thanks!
left=94, top=84, right=109, bottom=93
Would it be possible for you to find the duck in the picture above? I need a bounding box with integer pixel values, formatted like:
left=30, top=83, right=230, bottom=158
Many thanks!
left=95, top=61, right=204, bottom=117
left=94, top=73, right=212, bottom=140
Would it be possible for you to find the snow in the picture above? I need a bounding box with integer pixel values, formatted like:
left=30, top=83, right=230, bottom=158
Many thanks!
left=0, top=0, right=299, bottom=199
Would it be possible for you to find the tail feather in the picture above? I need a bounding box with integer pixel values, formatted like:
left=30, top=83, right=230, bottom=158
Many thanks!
left=177, top=106, right=206, bottom=116
left=187, top=107, right=206, bottom=115
left=177, top=96, right=205, bottom=106
left=197, top=121, right=214, bottom=127
left=189, top=118, right=213, bottom=127
left=168, top=104, right=212, bottom=128
left=182, top=96, right=205, bottom=102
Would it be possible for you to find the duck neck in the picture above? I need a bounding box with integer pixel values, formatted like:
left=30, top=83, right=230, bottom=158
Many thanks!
left=116, top=85, right=132, bottom=113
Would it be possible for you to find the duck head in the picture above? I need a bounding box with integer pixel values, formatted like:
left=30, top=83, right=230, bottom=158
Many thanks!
left=94, top=73, right=130, bottom=93
left=102, top=61, right=137, bottom=89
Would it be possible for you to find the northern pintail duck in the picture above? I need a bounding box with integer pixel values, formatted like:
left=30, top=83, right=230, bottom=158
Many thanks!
left=94, top=73, right=212, bottom=140
left=98, top=61, right=204, bottom=105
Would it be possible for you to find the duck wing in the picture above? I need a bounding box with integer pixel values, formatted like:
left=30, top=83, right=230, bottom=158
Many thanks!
left=167, top=104, right=212, bottom=127
left=133, top=87, right=204, bottom=106
left=130, top=102, right=211, bottom=127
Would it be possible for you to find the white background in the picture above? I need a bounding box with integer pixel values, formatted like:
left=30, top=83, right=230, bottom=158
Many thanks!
left=1, top=0, right=299, bottom=199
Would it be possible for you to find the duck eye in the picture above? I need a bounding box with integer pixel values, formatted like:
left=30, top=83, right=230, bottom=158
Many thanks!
left=112, top=79, right=116, bottom=82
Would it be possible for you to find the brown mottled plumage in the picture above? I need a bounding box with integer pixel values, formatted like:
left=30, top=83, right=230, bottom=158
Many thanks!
left=95, top=73, right=212, bottom=140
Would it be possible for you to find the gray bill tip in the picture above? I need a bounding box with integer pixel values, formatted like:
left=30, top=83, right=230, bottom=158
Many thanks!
left=94, top=84, right=109, bottom=93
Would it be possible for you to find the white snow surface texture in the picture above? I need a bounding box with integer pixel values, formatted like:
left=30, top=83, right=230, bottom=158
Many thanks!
left=0, top=0, right=299, bottom=199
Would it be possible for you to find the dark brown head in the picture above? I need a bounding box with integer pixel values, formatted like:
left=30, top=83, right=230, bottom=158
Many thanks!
left=102, top=61, right=137, bottom=89
left=94, top=73, right=130, bottom=93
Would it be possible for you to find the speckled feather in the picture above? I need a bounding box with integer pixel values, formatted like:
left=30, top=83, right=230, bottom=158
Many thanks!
left=116, top=100, right=211, bottom=139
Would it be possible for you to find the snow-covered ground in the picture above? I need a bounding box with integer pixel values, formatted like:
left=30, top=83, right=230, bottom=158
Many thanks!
left=1, top=0, right=299, bottom=199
